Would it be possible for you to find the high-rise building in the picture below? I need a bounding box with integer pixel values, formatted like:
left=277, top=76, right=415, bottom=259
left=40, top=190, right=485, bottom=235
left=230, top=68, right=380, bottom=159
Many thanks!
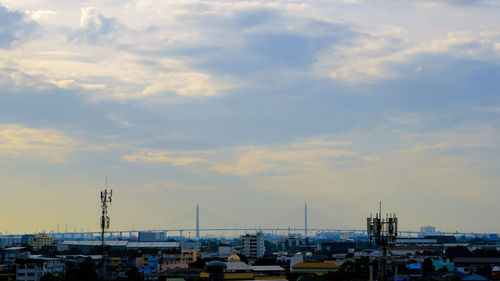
left=28, top=234, right=53, bottom=251
left=241, top=232, right=265, bottom=258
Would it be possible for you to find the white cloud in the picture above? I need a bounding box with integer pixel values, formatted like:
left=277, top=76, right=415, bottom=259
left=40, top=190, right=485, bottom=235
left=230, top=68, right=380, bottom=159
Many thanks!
left=75, top=7, right=119, bottom=43
left=123, top=137, right=370, bottom=176
left=316, top=29, right=500, bottom=82
left=25, top=9, right=58, bottom=24
left=0, top=124, right=79, bottom=162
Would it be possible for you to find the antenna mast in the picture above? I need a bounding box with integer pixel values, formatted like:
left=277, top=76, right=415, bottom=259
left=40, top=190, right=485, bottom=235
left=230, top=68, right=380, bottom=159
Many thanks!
left=100, top=178, right=112, bottom=281
left=367, top=202, right=398, bottom=281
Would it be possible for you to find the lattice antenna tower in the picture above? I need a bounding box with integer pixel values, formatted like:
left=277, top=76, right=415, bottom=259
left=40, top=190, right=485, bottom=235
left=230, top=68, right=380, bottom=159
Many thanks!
left=366, top=202, right=398, bottom=281
left=100, top=178, right=112, bottom=281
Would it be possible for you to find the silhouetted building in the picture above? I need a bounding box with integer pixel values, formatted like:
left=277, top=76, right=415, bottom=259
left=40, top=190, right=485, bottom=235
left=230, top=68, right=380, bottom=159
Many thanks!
left=139, top=231, right=166, bottom=242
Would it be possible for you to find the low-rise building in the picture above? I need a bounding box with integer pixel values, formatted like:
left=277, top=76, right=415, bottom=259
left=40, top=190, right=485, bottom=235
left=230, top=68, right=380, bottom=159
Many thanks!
left=57, top=240, right=179, bottom=253
left=15, top=258, right=65, bottom=281
left=1, top=247, right=30, bottom=264
left=200, top=262, right=286, bottom=281
left=276, top=253, right=303, bottom=271
left=0, top=237, right=22, bottom=249
left=454, top=257, right=500, bottom=273
left=251, top=265, right=286, bottom=280
left=137, top=251, right=195, bottom=275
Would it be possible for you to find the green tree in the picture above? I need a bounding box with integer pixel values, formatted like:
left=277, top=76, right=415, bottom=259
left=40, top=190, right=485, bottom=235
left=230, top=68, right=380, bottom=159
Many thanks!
left=237, top=254, right=248, bottom=263
left=64, top=257, right=98, bottom=281
left=476, top=265, right=492, bottom=279
left=116, top=268, right=143, bottom=281
left=422, top=258, right=435, bottom=274
left=445, top=246, right=472, bottom=259
left=41, top=273, right=59, bottom=281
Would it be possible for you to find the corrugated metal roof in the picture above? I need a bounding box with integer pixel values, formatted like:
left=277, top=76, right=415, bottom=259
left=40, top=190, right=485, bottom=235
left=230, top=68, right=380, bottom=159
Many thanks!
left=293, top=262, right=339, bottom=269
left=454, top=257, right=500, bottom=263
left=251, top=266, right=285, bottom=271
left=127, top=242, right=179, bottom=248
left=2, top=247, right=26, bottom=251
left=61, top=241, right=127, bottom=246
left=59, top=241, right=179, bottom=248
left=226, top=262, right=252, bottom=271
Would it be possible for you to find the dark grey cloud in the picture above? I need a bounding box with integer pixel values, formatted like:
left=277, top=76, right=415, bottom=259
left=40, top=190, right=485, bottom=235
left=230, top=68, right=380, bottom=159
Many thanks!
left=0, top=4, right=37, bottom=48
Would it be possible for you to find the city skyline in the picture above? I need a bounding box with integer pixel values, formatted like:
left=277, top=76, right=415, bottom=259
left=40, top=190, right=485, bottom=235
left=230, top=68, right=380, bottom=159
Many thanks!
left=1, top=0, right=500, bottom=234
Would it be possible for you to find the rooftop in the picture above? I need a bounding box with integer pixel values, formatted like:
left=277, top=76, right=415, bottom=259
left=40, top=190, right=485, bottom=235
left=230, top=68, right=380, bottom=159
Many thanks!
left=60, top=240, right=179, bottom=248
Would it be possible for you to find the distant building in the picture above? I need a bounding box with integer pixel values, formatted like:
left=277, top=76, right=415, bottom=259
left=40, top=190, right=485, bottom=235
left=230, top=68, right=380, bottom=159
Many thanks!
left=419, top=226, right=437, bottom=237
left=218, top=244, right=233, bottom=256
left=432, top=259, right=454, bottom=272
left=200, top=262, right=286, bottom=280
left=277, top=253, right=303, bottom=271
left=394, top=238, right=441, bottom=247
left=278, top=235, right=307, bottom=251
left=389, top=238, right=442, bottom=255
left=424, top=235, right=456, bottom=244
left=318, top=241, right=356, bottom=254
left=15, top=257, right=65, bottom=281
left=454, top=257, right=500, bottom=273
left=251, top=265, right=286, bottom=279
left=28, top=234, right=53, bottom=251
left=181, top=249, right=197, bottom=263
left=0, top=236, right=22, bottom=248
left=137, top=251, right=196, bottom=275
left=241, top=232, right=265, bottom=258
left=180, top=240, right=200, bottom=251
left=1, top=247, right=30, bottom=264
left=57, top=241, right=179, bottom=253
left=138, top=231, right=166, bottom=242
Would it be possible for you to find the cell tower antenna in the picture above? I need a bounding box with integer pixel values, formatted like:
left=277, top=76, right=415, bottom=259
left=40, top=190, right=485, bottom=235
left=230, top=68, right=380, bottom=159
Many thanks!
left=100, top=178, right=113, bottom=281
left=367, top=202, right=398, bottom=281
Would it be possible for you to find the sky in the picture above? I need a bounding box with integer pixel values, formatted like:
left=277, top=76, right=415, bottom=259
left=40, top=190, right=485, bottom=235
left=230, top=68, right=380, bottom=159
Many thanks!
left=1, top=0, right=500, bottom=235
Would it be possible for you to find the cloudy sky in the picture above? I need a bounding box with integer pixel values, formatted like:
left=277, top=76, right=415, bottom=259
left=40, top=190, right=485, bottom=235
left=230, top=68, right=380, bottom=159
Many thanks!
left=1, top=0, right=500, bottom=235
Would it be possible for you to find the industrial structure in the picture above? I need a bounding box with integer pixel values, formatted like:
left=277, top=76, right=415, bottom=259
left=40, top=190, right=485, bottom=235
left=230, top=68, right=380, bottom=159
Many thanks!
left=367, top=202, right=398, bottom=281
left=100, top=179, right=113, bottom=281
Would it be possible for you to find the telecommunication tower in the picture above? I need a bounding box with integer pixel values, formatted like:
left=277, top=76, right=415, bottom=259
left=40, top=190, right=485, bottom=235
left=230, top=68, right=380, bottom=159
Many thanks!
left=367, top=202, right=398, bottom=281
left=100, top=179, right=112, bottom=281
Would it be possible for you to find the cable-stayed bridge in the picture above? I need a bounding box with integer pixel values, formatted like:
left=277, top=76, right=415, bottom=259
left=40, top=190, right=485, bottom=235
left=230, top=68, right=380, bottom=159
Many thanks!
left=2, top=204, right=498, bottom=239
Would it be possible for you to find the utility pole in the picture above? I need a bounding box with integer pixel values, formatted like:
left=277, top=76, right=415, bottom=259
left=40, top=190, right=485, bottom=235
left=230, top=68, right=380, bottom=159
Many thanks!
left=100, top=179, right=112, bottom=281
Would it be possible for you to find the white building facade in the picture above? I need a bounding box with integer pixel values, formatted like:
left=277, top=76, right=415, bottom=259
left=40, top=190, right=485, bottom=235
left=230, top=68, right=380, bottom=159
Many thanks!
left=16, top=258, right=65, bottom=281
left=242, top=232, right=265, bottom=258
